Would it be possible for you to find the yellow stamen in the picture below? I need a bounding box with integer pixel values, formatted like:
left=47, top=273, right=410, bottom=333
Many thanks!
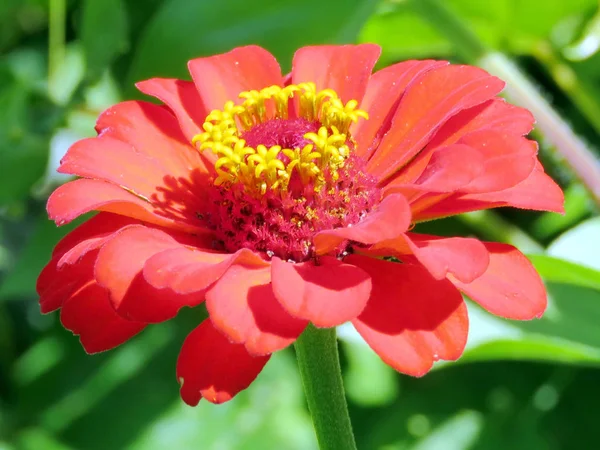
left=192, top=83, right=368, bottom=196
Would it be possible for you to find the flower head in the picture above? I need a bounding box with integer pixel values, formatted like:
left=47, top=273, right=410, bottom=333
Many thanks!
left=37, top=45, right=564, bottom=405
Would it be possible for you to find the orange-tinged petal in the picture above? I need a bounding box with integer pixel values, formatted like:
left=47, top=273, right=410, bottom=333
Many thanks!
left=47, top=178, right=209, bottom=234
left=60, top=281, right=145, bottom=354
left=455, top=131, right=537, bottom=193
left=177, top=320, right=270, bottom=405
left=415, top=161, right=565, bottom=220
left=353, top=60, right=448, bottom=160
left=367, top=65, right=505, bottom=181
left=188, top=45, right=283, bottom=112
left=271, top=256, right=371, bottom=328
left=450, top=242, right=547, bottom=320
left=313, top=194, right=411, bottom=255
left=95, top=100, right=211, bottom=176
left=136, top=78, right=209, bottom=142
left=384, top=144, right=484, bottom=201
left=59, top=135, right=177, bottom=200
left=425, top=98, right=535, bottom=150
left=349, top=255, right=468, bottom=377
left=371, top=233, right=490, bottom=283
left=94, top=226, right=203, bottom=323
left=291, top=44, right=381, bottom=104
left=206, top=265, right=307, bottom=355
left=143, top=247, right=268, bottom=294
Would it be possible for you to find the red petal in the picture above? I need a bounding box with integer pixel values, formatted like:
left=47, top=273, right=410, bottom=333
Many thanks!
left=94, top=226, right=203, bottom=323
left=450, top=242, right=547, bottom=320
left=416, top=161, right=565, bottom=220
left=426, top=98, right=534, bottom=150
left=271, top=256, right=372, bottom=327
left=349, top=255, right=468, bottom=376
left=61, top=281, right=146, bottom=354
left=367, top=65, right=505, bottom=181
left=353, top=60, right=448, bottom=160
left=59, top=136, right=177, bottom=200
left=177, top=320, right=270, bottom=405
left=39, top=250, right=99, bottom=314
left=50, top=212, right=136, bottom=260
left=188, top=46, right=282, bottom=112
left=313, top=194, right=411, bottom=255
left=144, top=247, right=268, bottom=294
left=291, top=44, right=381, bottom=104
left=136, top=79, right=208, bottom=142
left=206, top=265, right=307, bottom=355
left=38, top=214, right=137, bottom=313
left=47, top=178, right=208, bottom=234
left=95, top=100, right=211, bottom=177
left=371, top=233, right=490, bottom=283
left=455, top=131, right=537, bottom=193
left=384, top=144, right=484, bottom=201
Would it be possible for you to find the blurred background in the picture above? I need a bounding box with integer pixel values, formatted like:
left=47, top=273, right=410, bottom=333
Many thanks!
left=1, top=0, right=600, bottom=448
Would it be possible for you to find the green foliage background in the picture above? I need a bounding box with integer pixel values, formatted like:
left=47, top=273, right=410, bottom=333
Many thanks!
left=1, top=0, right=600, bottom=448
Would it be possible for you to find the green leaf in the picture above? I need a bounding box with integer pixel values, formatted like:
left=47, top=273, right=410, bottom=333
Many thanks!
left=460, top=281, right=600, bottom=366
left=127, top=0, right=379, bottom=86
left=0, top=213, right=81, bottom=300
left=528, top=254, right=600, bottom=291
left=80, top=0, right=128, bottom=80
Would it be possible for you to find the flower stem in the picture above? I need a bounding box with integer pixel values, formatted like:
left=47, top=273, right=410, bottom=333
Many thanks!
left=48, top=0, right=66, bottom=102
left=294, top=324, right=357, bottom=450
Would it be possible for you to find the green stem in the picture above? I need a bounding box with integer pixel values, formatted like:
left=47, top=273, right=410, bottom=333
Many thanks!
left=294, top=325, right=356, bottom=450
left=48, top=0, right=66, bottom=100
left=413, top=0, right=600, bottom=208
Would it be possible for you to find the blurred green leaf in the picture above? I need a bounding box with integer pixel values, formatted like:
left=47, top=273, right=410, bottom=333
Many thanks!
left=127, top=0, right=379, bottom=85
left=0, top=213, right=80, bottom=300
left=80, top=0, right=128, bottom=80
left=528, top=254, right=600, bottom=291
left=339, top=330, right=399, bottom=407
left=361, top=0, right=598, bottom=62
left=0, top=82, right=48, bottom=204
left=547, top=217, right=600, bottom=270
left=461, top=281, right=600, bottom=365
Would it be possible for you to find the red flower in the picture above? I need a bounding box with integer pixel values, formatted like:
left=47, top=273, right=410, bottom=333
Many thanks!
left=37, top=45, right=564, bottom=405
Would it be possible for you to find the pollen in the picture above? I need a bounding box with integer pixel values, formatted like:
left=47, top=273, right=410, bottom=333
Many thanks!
left=192, top=83, right=369, bottom=196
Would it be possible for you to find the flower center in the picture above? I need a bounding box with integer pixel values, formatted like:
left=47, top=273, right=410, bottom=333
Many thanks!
left=192, top=83, right=381, bottom=262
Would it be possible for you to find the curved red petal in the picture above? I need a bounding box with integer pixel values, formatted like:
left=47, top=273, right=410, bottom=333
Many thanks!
left=38, top=214, right=136, bottom=313
left=177, top=320, right=270, bottom=405
left=271, top=256, right=372, bottom=328
left=450, top=242, right=547, bottom=320
left=39, top=250, right=98, bottom=314
left=313, top=194, right=411, bottom=255
left=59, top=136, right=177, bottom=200
left=188, top=46, right=282, bottom=112
left=50, top=212, right=136, bottom=260
left=206, top=265, right=307, bottom=355
left=353, top=60, right=448, bottom=160
left=94, top=225, right=203, bottom=323
left=456, top=131, right=537, bottom=193
left=143, top=247, right=268, bottom=294
left=426, top=98, right=534, bottom=150
left=47, top=178, right=208, bottom=234
left=415, top=161, right=565, bottom=220
left=371, top=233, right=490, bottom=283
left=95, top=100, right=211, bottom=176
left=61, top=281, right=146, bottom=354
left=384, top=144, right=484, bottom=201
left=136, top=79, right=209, bottom=142
left=367, top=65, right=505, bottom=181
left=348, top=255, right=468, bottom=376
left=292, top=44, right=381, bottom=104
